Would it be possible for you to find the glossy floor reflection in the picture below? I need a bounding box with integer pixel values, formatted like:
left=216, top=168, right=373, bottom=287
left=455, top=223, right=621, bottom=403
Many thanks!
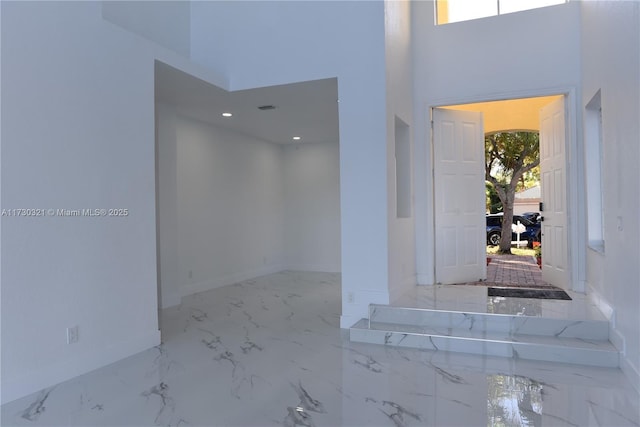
left=393, top=282, right=607, bottom=322
left=2, top=271, right=638, bottom=426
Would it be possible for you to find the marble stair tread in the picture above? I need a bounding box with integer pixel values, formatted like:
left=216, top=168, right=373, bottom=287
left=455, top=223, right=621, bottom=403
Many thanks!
left=366, top=320, right=615, bottom=349
left=368, top=304, right=610, bottom=340
left=391, top=284, right=609, bottom=322
left=350, top=319, right=620, bottom=368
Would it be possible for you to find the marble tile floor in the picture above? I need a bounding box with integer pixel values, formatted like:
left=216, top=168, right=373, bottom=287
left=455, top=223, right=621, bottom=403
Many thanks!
left=391, top=283, right=607, bottom=322
left=2, top=271, right=638, bottom=427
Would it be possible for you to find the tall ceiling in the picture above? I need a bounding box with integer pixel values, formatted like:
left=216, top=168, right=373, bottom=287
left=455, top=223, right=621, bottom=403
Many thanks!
left=154, top=61, right=340, bottom=145
left=443, top=95, right=563, bottom=134
left=155, top=61, right=562, bottom=145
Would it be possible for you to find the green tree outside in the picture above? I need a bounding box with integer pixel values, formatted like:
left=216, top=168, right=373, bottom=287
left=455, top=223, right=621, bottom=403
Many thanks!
left=485, top=132, right=540, bottom=253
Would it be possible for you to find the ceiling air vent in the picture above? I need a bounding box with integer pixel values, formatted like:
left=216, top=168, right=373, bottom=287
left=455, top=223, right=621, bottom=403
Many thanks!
left=257, top=105, right=277, bottom=111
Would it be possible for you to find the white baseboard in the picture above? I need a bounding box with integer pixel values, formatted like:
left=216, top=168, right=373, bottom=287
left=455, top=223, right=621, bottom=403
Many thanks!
left=171, top=266, right=340, bottom=308
left=388, top=274, right=417, bottom=302
left=403, top=273, right=417, bottom=288
left=609, top=325, right=625, bottom=355
left=586, top=284, right=639, bottom=392
left=1, top=329, right=160, bottom=406
left=340, top=289, right=390, bottom=329
left=180, top=264, right=284, bottom=297
left=160, top=292, right=181, bottom=309
left=416, top=274, right=434, bottom=286
left=340, top=313, right=362, bottom=329
left=620, top=354, right=640, bottom=395
left=283, top=264, right=341, bottom=273
left=586, top=284, right=625, bottom=351
left=587, top=284, right=614, bottom=321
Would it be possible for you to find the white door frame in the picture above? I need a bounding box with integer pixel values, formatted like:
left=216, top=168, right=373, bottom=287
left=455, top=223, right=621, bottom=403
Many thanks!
left=426, top=87, right=585, bottom=292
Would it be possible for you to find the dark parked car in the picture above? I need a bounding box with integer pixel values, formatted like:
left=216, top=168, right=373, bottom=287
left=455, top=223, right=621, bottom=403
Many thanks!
left=520, top=211, right=541, bottom=223
left=486, top=213, right=541, bottom=246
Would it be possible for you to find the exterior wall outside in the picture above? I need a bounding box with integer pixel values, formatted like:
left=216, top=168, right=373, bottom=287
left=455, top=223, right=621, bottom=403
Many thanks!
left=514, top=186, right=541, bottom=215
left=580, top=0, right=640, bottom=392
left=513, top=201, right=540, bottom=216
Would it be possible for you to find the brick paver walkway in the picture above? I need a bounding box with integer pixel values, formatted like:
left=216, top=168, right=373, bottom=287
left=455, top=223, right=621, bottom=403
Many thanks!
left=453, top=254, right=556, bottom=289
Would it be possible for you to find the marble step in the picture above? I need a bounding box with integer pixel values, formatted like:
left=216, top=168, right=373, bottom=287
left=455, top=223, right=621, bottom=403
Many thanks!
left=369, top=304, right=609, bottom=340
left=350, top=319, right=619, bottom=368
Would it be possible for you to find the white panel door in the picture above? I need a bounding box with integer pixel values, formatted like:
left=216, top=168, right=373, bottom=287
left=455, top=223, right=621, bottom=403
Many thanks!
left=433, top=108, right=485, bottom=284
left=540, top=97, right=569, bottom=289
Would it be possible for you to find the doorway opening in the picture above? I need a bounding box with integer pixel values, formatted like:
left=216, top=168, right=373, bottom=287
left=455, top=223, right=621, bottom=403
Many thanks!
left=432, top=94, right=573, bottom=291
left=153, top=62, right=342, bottom=338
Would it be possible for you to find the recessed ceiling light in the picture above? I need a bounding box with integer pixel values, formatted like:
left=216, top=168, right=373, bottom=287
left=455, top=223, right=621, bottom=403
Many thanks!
left=222, top=112, right=233, bottom=117
left=292, top=136, right=302, bottom=141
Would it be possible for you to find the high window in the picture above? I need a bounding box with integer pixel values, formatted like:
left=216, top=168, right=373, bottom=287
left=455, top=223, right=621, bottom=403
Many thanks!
left=436, top=0, right=568, bottom=25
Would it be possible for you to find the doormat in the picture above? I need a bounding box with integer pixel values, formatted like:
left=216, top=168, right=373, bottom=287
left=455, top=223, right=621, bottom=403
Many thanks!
left=488, top=287, right=572, bottom=300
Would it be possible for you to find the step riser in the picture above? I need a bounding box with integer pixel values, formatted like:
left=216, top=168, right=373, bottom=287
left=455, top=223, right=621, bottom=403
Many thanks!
left=350, top=327, right=619, bottom=368
left=370, top=305, right=609, bottom=340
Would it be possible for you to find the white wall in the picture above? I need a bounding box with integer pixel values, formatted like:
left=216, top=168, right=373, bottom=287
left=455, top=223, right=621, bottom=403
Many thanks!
left=157, top=106, right=286, bottom=308
left=385, top=0, right=417, bottom=302
left=580, top=0, right=640, bottom=392
left=176, top=116, right=285, bottom=296
left=283, top=142, right=341, bottom=273
left=102, top=1, right=191, bottom=58
left=190, top=1, right=390, bottom=327
left=0, top=0, right=229, bottom=405
left=412, top=1, right=582, bottom=284
left=157, top=106, right=341, bottom=308
left=0, top=0, right=3, bottom=407
left=3, top=0, right=637, bottom=405
left=0, top=0, right=358, bottom=403
left=1, top=1, right=162, bottom=404
left=156, top=104, right=180, bottom=308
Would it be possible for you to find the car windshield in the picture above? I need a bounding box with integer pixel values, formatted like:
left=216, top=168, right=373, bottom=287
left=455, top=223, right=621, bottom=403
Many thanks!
left=486, top=214, right=535, bottom=227
left=515, top=216, right=534, bottom=226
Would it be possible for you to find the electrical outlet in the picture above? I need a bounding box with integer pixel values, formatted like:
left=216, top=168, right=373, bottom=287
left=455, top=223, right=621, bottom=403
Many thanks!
left=188, top=270, right=193, bottom=279
left=67, top=326, right=79, bottom=344
left=347, top=292, right=355, bottom=303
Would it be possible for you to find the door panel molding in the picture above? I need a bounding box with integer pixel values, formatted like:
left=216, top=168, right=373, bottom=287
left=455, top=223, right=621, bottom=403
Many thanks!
left=433, top=108, right=485, bottom=285
left=423, top=87, right=584, bottom=292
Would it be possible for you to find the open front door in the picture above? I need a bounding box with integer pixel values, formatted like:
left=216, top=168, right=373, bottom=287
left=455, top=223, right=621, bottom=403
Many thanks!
left=433, top=108, right=485, bottom=284
left=540, top=97, right=569, bottom=289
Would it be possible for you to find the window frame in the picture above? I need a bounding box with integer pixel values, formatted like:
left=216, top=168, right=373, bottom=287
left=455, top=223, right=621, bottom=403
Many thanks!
left=435, top=0, right=569, bottom=26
